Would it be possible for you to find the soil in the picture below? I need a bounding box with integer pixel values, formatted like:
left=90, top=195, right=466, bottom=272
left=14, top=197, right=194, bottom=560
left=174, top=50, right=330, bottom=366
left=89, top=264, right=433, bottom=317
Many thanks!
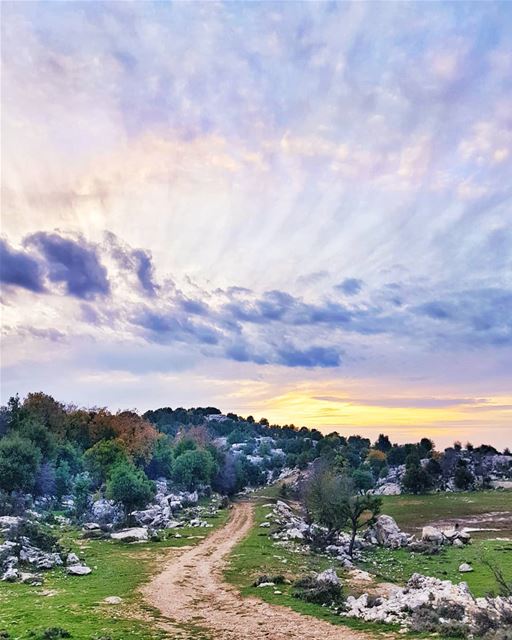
left=143, top=501, right=386, bottom=640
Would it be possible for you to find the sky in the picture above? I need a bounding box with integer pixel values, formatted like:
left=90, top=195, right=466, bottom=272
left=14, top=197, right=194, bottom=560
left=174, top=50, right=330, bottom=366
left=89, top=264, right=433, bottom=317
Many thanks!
left=1, top=1, right=511, bottom=449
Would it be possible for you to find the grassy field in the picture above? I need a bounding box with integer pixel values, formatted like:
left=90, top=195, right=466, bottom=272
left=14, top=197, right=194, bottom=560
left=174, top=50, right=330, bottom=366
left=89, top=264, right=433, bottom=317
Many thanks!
left=363, top=489, right=512, bottom=597
left=380, top=490, right=512, bottom=537
left=0, top=509, right=229, bottom=640
left=225, top=487, right=512, bottom=639
left=225, top=490, right=398, bottom=637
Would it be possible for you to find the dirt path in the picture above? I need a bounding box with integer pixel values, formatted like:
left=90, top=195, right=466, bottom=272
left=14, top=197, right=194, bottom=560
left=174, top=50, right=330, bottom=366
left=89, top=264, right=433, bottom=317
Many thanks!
left=143, top=501, right=381, bottom=640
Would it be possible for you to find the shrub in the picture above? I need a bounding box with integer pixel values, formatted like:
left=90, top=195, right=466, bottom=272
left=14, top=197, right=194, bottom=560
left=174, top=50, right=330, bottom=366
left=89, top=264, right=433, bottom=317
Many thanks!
left=438, top=601, right=465, bottom=621
left=410, top=603, right=440, bottom=632
left=106, top=461, right=155, bottom=515
left=0, top=433, right=42, bottom=492
left=8, top=519, right=59, bottom=552
left=292, top=575, right=343, bottom=606
left=253, top=574, right=285, bottom=586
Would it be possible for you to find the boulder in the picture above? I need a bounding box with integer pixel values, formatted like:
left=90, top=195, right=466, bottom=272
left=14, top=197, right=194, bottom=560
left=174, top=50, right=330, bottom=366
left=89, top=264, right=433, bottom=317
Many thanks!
left=421, top=526, right=444, bottom=544
left=67, top=564, right=92, bottom=576
left=374, top=483, right=401, bottom=496
left=316, top=568, right=340, bottom=586
left=371, top=515, right=409, bottom=548
left=66, top=552, right=80, bottom=565
left=91, top=499, right=123, bottom=525
left=1, top=567, right=19, bottom=582
left=104, top=595, right=122, bottom=604
left=111, top=527, right=148, bottom=542
left=459, top=563, right=473, bottom=573
left=20, top=572, right=43, bottom=585
left=453, top=538, right=464, bottom=548
left=285, top=527, right=304, bottom=540
left=260, top=522, right=271, bottom=528
left=82, top=522, right=101, bottom=530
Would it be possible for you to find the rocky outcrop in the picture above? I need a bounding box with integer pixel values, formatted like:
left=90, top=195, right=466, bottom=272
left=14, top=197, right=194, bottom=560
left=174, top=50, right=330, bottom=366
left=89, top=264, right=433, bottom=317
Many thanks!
left=111, top=527, right=149, bottom=542
left=342, top=572, right=512, bottom=630
left=366, top=515, right=411, bottom=548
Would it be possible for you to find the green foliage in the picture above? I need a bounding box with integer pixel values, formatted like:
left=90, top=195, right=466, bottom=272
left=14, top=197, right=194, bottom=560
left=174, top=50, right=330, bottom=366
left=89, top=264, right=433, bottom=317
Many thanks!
left=0, top=432, right=42, bottom=492
left=402, top=463, right=433, bottom=494
left=84, top=439, right=127, bottom=483
left=352, top=468, right=375, bottom=492
left=172, top=448, right=218, bottom=490
left=106, top=462, right=155, bottom=514
left=292, top=574, right=344, bottom=605
left=73, top=472, right=92, bottom=517
left=454, top=460, right=475, bottom=490
left=305, top=468, right=381, bottom=556
left=145, top=437, right=174, bottom=479
left=55, top=461, right=72, bottom=498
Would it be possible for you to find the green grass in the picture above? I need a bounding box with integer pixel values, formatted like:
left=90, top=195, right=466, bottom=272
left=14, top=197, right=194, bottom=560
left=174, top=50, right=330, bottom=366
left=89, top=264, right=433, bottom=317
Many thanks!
left=381, top=490, right=512, bottom=537
left=225, top=499, right=398, bottom=636
left=361, top=539, right=512, bottom=597
left=361, top=490, right=512, bottom=597
left=0, top=509, right=229, bottom=640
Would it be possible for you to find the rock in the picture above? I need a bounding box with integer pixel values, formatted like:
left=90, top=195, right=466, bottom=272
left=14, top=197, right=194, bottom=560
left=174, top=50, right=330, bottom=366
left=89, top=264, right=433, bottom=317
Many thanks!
left=1, top=567, right=19, bottom=582
left=374, top=482, right=401, bottom=496
left=316, top=568, right=340, bottom=586
left=260, top=521, right=271, bottom=528
left=67, top=564, right=92, bottom=575
left=20, top=572, right=43, bottom=585
left=91, top=499, right=123, bottom=525
left=257, top=582, right=275, bottom=587
left=371, top=515, right=409, bottom=548
left=285, top=527, right=304, bottom=540
left=104, top=595, right=122, bottom=604
left=82, top=522, right=101, bottom=530
left=0, top=516, right=22, bottom=531
left=66, top=552, right=80, bottom=565
left=421, top=526, right=444, bottom=544
left=459, top=563, right=473, bottom=573
left=111, top=527, right=148, bottom=542
left=453, top=538, right=464, bottom=547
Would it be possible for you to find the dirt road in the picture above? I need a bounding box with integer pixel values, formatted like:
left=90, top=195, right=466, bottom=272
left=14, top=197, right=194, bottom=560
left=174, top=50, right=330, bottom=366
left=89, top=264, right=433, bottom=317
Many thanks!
left=143, top=501, right=376, bottom=640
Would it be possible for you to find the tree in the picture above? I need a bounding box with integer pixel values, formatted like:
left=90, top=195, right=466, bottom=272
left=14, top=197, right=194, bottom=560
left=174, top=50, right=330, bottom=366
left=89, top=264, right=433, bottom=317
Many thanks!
left=454, top=460, right=475, bottom=490
left=73, top=473, right=92, bottom=517
left=84, top=439, right=127, bottom=483
left=106, top=462, right=155, bottom=516
left=402, top=463, right=433, bottom=494
left=146, top=437, right=174, bottom=479
left=172, top=449, right=218, bottom=490
left=352, top=468, right=375, bottom=492
left=55, top=461, right=73, bottom=498
left=375, top=434, right=392, bottom=453
left=0, top=433, right=41, bottom=492
left=34, top=462, right=56, bottom=496
left=304, top=468, right=381, bottom=556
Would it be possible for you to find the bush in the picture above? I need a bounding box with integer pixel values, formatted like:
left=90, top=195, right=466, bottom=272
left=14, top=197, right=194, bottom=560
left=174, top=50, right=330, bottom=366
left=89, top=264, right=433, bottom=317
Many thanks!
left=8, top=519, right=59, bottom=552
left=0, top=433, right=42, bottom=492
left=292, top=575, right=343, bottom=606
left=438, top=601, right=465, bottom=621
left=253, top=574, right=285, bottom=586
left=410, top=603, right=440, bottom=632
left=106, top=461, right=155, bottom=515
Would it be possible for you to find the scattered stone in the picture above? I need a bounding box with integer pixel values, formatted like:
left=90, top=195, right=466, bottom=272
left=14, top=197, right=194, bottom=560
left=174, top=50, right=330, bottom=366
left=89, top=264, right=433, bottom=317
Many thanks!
left=67, top=564, right=92, bottom=576
left=459, top=563, right=473, bottom=573
left=316, top=568, right=340, bottom=586
left=421, top=526, right=444, bottom=544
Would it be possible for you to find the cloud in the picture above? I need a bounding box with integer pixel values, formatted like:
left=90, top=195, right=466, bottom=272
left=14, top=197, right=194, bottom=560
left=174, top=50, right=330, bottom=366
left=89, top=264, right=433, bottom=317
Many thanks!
left=277, top=345, right=341, bottom=368
left=26, top=232, right=109, bottom=300
left=336, top=278, right=364, bottom=296
left=132, top=249, right=158, bottom=296
left=0, top=238, right=45, bottom=293
left=314, top=396, right=488, bottom=409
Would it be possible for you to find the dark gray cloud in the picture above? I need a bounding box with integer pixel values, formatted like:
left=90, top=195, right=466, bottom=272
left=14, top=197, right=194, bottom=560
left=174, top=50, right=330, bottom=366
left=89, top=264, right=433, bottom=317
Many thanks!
left=26, top=232, right=109, bottom=299
left=0, top=238, right=45, bottom=293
